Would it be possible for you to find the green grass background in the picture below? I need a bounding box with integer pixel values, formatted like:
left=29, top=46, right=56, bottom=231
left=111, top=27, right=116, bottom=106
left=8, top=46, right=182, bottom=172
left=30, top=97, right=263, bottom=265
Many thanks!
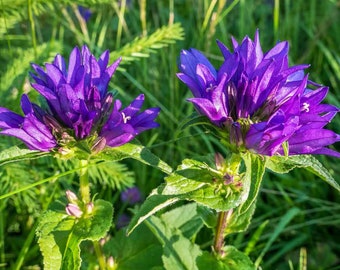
left=0, top=0, right=339, bottom=269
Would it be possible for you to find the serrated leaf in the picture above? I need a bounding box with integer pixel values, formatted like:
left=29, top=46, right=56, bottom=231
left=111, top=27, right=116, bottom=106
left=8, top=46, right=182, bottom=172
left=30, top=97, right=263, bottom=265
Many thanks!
left=161, top=158, right=254, bottom=211
left=146, top=215, right=202, bottom=270
left=128, top=156, right=266, bottom=234
left=266, top=155, right=340, bottom=192
left=36, top=199, right=113, bottom=270
left=0, top=146, right=50, bottom=167
left=94, top=141, right=172, bottom=174
left=197, top=247, right=255, bottom=270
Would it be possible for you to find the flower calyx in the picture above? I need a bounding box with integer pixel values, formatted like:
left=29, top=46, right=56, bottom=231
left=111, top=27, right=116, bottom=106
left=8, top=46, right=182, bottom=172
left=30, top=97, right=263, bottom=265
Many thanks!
left=213, top=153, right=243, bottom=194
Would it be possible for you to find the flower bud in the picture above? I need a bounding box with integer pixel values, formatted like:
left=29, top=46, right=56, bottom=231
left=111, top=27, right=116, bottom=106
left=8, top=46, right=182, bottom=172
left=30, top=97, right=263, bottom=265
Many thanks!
left=66, top=203, right=83, bottom=218
left=107, top=256, right=115, bottom=268
left=43, top=114, right=63, bottom=134
left=86, top=202, right=94, bottom=214
left=214, top=153, right=225, bottom=171
left=223, top=174, right=234, bottom=185
left=101, top=93, right=114, bottom=116
left=91, top=136, right=107, bottom=154
left=66, top=190, right=79, bottom=204
left=230, top=122, right=243, bottom=147
left=58, top=147, right=74, bottom=156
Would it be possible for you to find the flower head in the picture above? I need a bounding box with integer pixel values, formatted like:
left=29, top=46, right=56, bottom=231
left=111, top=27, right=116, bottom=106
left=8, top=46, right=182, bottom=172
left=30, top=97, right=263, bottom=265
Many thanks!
left=177, top=30, right=340, bottom=157
left=120, top=186, right=142, bottom=205
left=0, top=45, right=160, bottom=152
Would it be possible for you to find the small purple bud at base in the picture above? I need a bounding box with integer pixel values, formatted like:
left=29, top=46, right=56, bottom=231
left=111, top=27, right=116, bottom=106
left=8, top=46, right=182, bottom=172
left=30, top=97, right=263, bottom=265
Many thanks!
left=66, top=203, right=83, bottom=218
left=214, top=153, right=225, bottom=171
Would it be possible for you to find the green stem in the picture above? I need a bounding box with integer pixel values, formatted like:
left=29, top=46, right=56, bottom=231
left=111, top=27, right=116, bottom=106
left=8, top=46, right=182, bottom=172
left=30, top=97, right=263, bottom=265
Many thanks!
left=93, top=240, right=106, bottom=270
left=79, top=159, right=90, bottom=203
left=213, top=209, right=233, bottom=255
left=12, top=221, right=38, bottom=270
left=0, top=202, right=5, bottom=266
left=27, top=0, right=37, bottom=57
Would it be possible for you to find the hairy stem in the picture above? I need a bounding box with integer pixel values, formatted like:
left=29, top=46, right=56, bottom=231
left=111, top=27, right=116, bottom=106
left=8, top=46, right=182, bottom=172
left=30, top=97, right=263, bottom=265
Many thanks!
left=79, top=159, right=90, bottom=203
left=213, top=209, right=233, bottom=255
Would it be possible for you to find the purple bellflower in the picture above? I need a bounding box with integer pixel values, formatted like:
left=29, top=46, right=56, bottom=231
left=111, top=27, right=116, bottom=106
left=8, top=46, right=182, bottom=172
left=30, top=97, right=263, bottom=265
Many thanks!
left=120, top=186, right=142, bottom=205
left=177, top=30, right=340, bottom=157
left=0, top=45, right=160, bottom=152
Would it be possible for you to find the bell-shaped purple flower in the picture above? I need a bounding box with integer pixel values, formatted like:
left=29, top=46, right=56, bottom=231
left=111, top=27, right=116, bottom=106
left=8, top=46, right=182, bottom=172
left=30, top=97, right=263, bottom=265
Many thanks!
left=0, top=45, right=160, bottom=152
left=178, top=30, right=340, bottom=157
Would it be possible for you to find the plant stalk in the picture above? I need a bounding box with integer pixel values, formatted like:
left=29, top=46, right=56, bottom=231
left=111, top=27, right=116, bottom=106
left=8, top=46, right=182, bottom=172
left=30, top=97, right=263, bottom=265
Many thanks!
left=79, top=159, right=90, bottom=203
left=213, top=209, right=233, bottom=255
left=93, top=240, right=107, bottom=270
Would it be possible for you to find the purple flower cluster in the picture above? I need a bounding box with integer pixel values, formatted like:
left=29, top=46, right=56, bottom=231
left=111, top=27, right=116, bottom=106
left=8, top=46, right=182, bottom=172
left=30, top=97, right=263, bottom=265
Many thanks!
left=0, top=46, right=160, bottom=152
left=178, top=31, right=340, bottom=157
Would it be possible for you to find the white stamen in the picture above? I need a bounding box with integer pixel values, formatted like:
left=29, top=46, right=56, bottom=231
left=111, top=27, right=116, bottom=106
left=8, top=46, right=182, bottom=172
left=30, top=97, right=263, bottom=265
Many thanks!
left=302, top=102, right=310, bottom=112
left=122, top=112, right=131, bottom=123
left=206, top=83, right=214, bottom=92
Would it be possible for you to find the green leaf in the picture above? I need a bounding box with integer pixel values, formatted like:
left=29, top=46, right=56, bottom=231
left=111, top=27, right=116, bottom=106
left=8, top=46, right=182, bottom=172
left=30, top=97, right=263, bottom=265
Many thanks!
left=127, top=186, right=181, bottom=234
left=197, top=252, right=228, bottom=270
left=196, top=205, right=217, bottom=228
left=0, top=146, right=50, bottom=167
left=161, top=203, right=204, bottom=239
left=36, top=199, right=113, bottom=270
left=235, top=153, right=266, bottom=215
left=197, top=247, right=255, bottom=270
left=161, top=159, right=244, bottom=211
left=222, top=153, right=266, bottom=235
left=128, top=155, right=267, bottom=234
left=244, top=220, right=269, bottom=256
left=225, top=202, right=256, bottom=235
left=103, top=223, right=163, bottom=270
left=266, top=155, right=340, bottom=192
left=163, top=156, right=266, bottom=212
left=94, top=141, right=172, bottom=174
left=146, top=215, right=202, bottom=270
left=240, top=153, right=267, bottom=214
